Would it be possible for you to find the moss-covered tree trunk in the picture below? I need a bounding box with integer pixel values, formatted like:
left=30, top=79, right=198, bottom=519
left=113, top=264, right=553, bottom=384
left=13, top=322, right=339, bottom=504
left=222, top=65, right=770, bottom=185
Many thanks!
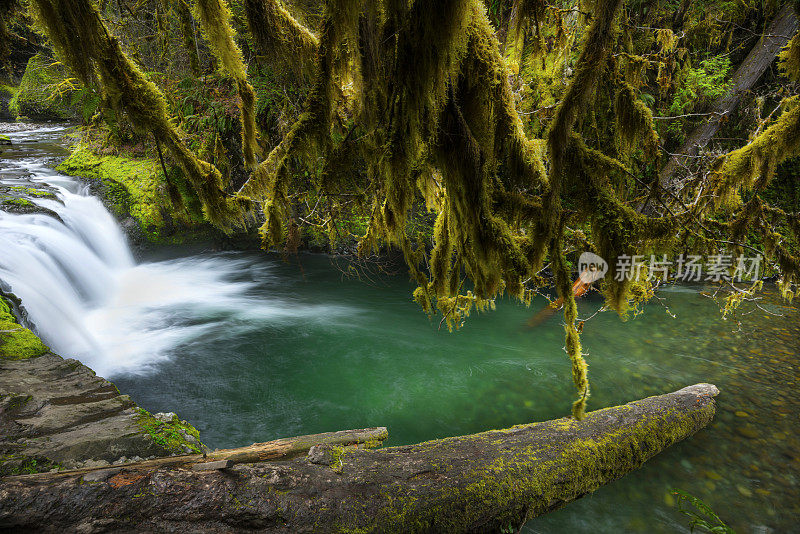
left=0, top=384, right=718, bottom=533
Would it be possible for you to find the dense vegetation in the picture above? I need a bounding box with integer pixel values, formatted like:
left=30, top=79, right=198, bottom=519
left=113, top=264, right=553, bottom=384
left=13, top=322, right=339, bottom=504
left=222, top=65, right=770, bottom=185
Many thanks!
left=1, top=0, right=798, bottom=419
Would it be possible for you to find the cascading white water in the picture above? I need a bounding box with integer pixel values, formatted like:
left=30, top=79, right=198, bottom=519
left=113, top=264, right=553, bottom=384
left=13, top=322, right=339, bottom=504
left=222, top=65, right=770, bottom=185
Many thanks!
left=0, top=151, right=353, bottom=377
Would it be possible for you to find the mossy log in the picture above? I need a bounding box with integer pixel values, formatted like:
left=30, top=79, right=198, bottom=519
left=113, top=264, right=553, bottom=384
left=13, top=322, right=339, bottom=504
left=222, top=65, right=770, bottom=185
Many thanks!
left=0, top=384, right=718, bottom=533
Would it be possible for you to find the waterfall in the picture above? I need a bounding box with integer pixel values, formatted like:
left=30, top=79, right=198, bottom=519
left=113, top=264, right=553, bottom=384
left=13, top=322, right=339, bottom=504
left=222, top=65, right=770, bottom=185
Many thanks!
left=1, top=148, right=354, bottom=377
left=0, top=179, right=127, bottom=347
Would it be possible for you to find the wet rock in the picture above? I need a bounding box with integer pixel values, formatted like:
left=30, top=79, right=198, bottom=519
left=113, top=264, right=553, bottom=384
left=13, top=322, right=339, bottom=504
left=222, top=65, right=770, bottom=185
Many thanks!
left=154, top=412, right=177, bottom=423
left=0, top=183, right=62, bottom=218
left=736, top=425, right=760, bottom=439
left=0, top=352, right=201, bottom=474
left=308, top=444, right=340, bottom=466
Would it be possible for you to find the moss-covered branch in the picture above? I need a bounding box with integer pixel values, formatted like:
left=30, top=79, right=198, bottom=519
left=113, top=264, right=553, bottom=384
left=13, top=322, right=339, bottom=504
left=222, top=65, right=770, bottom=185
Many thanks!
left=244, top=0, right=319, bottom=78
left=194, top=0, right=260, bottom=168
left=28, top=0, right=246, bottom=229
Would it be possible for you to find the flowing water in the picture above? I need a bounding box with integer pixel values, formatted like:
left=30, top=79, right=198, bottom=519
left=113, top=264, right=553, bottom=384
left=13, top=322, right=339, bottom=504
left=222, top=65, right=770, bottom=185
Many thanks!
left=1, top=123, right=798, bottom=533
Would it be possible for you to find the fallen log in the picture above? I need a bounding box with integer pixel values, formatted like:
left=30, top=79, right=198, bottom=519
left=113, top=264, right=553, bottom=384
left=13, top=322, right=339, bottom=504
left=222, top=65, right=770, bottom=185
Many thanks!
left=658, top=4, right=799, bottom=190
left=4, top=426, right=389, bottom=480
left=0, top=383, right=718, bottom=533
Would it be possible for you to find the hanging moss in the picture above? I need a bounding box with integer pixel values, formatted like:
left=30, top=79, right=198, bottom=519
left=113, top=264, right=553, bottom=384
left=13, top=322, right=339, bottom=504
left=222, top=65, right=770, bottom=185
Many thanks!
left=711, top=97, right=800, bottom=209
left=233, top=0, right=632, bottom=419
left=28, top=0, right=247, bottom=230
left=552, top=225, right=589, bottom=420
left=244, top=0, right=319, bottom=78
left=175, top=0, right=200, bottom=76
left=614, top=77, right=659, bottom=157
left=505, top=0, right=547, bottom=73
left=535, top=0, right=624, bottom=270
left=24, top=0, right=800, bottom=422
left=779, top=32, right=800, bottom=82
left=193, top=0, right=260, bottom=169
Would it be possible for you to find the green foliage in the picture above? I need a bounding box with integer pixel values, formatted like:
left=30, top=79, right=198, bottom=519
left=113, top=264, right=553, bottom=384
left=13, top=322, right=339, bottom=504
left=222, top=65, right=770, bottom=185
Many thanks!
left=0, top=84, right=16, bottom=117
left=24, top=0, right=800, bottom=424
left=0, top=454, right=63, bottom=476
left=194, top=0, right=260, bottom=168
left=669, top=56, right=731, bottom=115
left=29, top=0, right=248, bottom=230
left=673, top=489, right=736, bottom=533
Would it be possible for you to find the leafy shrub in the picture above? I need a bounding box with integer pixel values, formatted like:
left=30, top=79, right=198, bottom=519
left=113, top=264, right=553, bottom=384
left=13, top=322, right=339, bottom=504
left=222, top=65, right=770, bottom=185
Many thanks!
left=670, top=56, right=732, bottom=115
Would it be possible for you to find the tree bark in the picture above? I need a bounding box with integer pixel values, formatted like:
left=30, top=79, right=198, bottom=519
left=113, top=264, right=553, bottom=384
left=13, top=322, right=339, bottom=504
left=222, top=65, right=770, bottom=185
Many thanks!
left=4, top=427, right=389, bottom=479
left=658, top=4, right=799, bottom=190
left=0, top=383, right=719, bottom=533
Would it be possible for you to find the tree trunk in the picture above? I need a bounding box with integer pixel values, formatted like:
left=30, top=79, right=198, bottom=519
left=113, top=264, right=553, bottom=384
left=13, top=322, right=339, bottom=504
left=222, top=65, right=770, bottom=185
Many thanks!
left=658, top=4, right=798, bottom=189
left=0, top=383, right=719, bottom=533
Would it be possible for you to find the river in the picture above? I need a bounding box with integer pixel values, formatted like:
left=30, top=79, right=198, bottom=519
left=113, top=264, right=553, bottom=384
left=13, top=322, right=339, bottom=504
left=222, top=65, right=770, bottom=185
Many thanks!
left=1, top=123, right=798, bottom=533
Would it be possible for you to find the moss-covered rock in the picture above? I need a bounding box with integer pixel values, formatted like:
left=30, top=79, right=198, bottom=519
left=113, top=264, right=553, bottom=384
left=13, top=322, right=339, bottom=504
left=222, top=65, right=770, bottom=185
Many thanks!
left=8, top=54, right=80, bottom=120
left=0, top=296, right=49, bottom=360
left=0, top=183, right=61, bottom=216
left=134, top=409, right=206, bottom=455
left=0, top=345, right=210, bottom=475
left=57, top=145, right=210, bottom=243
left=0, top=84, right=16, bottom=119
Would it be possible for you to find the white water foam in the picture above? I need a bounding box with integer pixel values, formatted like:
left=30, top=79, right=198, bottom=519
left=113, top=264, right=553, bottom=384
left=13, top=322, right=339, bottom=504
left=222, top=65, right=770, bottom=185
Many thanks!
left=0, top=158, right=354, bottom=376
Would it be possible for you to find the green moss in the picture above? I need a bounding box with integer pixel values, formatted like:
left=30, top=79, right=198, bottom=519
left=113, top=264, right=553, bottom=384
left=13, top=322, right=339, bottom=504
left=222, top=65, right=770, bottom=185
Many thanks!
left=366, top=401, right=714, bottom=533
left=1, top=197, right=34, bottom=207
left=0, top=297, right=49, bottom=360
left=0, top=85, right=17, bottom=118
left=8, top=186, right=57, bottom=198
left=0, top=454, right=63, bottom=476
left=8, top=53, right=79, bottom=120
left=328, top=445, right=347, bottom=472
left=57, top=146, right=205, bottom=243
left=0, top=85, right=16, bottom=99
left=134, top=408, right=205, bottom=454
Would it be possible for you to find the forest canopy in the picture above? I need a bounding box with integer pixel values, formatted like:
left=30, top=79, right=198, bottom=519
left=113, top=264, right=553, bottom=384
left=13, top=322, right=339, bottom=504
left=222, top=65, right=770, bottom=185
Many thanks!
left=4, top=0, right=800, bottom=419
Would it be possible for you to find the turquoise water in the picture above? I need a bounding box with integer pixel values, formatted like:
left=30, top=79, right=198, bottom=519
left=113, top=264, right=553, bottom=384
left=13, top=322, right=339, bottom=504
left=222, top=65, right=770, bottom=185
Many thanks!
left=111, top=252, right=800, bottom=533
left=3, top=123, right=797, bottom=532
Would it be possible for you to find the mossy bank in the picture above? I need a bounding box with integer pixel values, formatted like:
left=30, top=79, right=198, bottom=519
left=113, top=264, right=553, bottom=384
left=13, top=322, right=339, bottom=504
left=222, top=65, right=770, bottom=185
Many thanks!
left=0, top=296, right=49, bottom=360
left=56, top=145, right=217, bottom=244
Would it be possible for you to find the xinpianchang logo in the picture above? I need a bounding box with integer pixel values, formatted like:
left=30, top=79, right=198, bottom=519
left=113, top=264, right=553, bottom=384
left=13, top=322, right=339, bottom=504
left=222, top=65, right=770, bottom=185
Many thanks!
left=577, top=253, right=762, bottom=283
left=578, top=252, right=608, bottom=283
